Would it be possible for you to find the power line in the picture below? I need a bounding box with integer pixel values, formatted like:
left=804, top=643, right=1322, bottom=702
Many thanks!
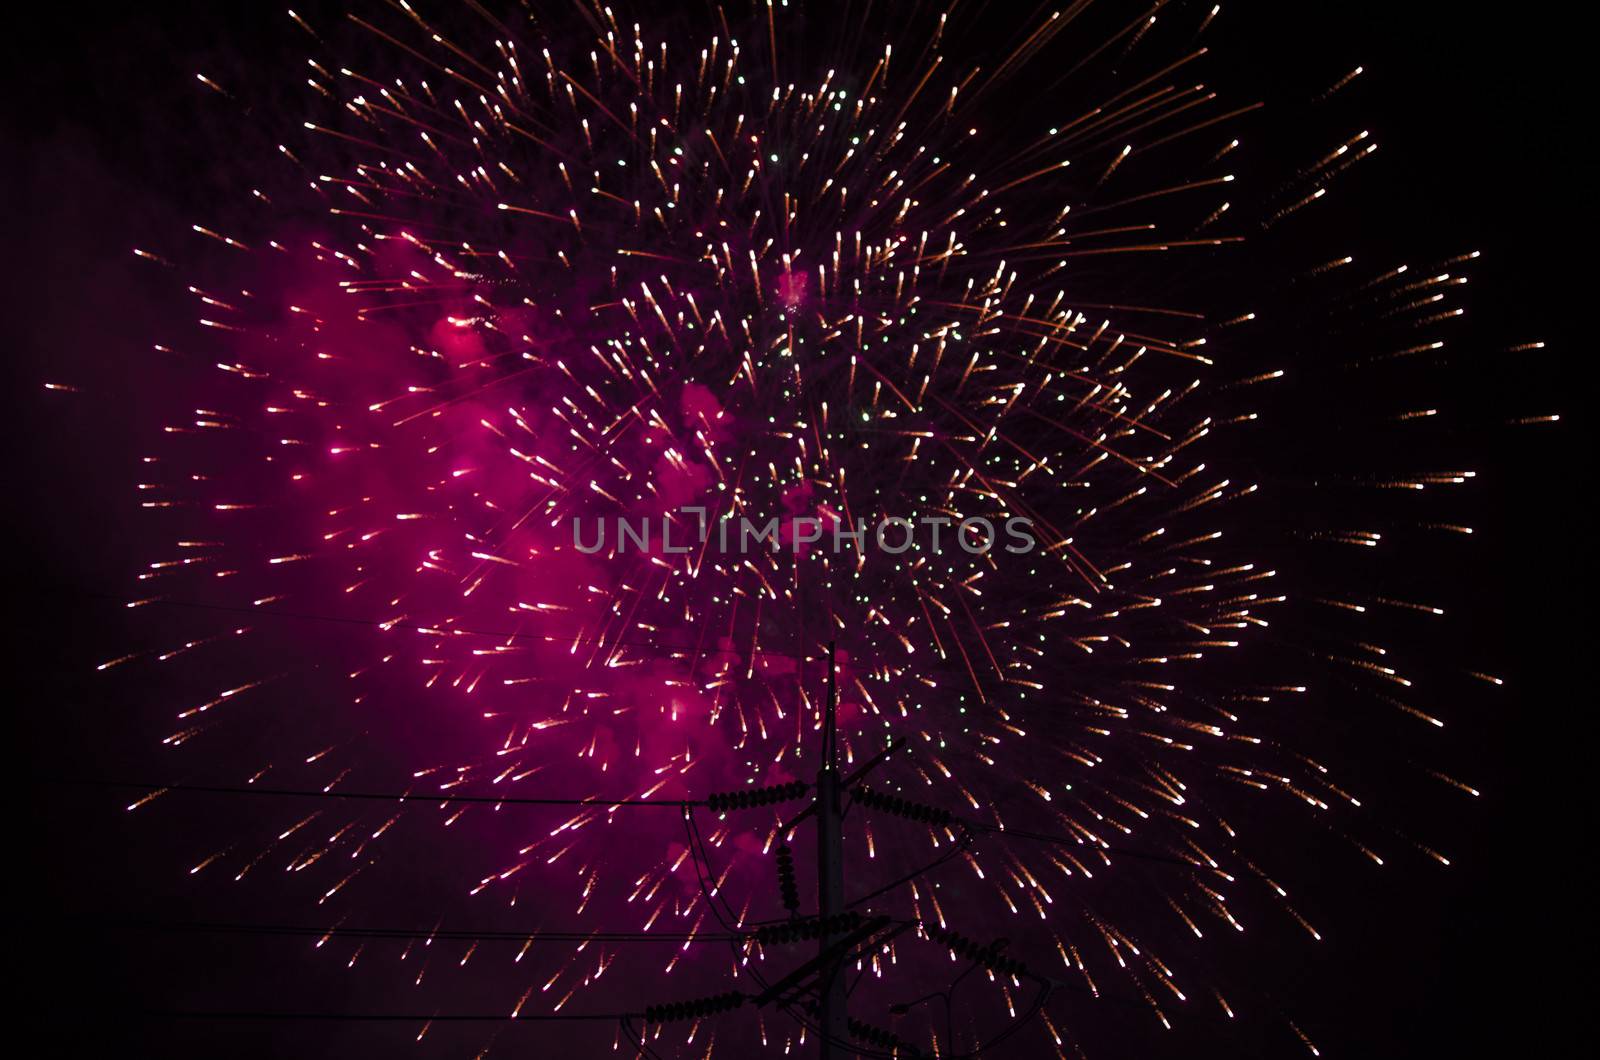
left=46, top=776, right=1249, bottom=879
left=46, top=777, right=702, bottom=808
left=145, top=1010, right=634, bottom=1022
left=111, top=920, right=744, bottom=943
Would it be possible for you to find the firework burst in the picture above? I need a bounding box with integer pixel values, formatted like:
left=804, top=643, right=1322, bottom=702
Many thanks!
left=71, top=1, right=1553, bottom=1056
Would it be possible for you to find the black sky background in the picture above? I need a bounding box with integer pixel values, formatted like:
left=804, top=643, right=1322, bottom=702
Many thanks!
left=2, top=2, right=1591, bottom=1057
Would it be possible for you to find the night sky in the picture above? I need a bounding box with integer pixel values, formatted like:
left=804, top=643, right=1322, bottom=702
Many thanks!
left=3, top=2, right=1590, bottom=1057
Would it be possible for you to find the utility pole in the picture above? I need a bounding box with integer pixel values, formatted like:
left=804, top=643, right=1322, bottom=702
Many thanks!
left=683, top=644, right=988, bottom=1058
left=815, top=640, right=849, bottom=1058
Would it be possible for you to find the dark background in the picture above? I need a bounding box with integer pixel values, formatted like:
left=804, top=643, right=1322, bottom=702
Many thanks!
left=2, top=1, right=1589, bottom=1056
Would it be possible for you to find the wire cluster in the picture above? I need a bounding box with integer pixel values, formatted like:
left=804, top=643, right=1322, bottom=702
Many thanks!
left=923, top=925, right=1031, bottom=978
left=705, top=780, right=808, bottom=813
left=849, top=1017, right=924, bottom=1056
left=774, top=843, right=801, bottom=913
left=751, top=911, right=865, bottom=946
left=853, top=786, right=953, bottom=827
left=642, top=990, right=746, bottom=1024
